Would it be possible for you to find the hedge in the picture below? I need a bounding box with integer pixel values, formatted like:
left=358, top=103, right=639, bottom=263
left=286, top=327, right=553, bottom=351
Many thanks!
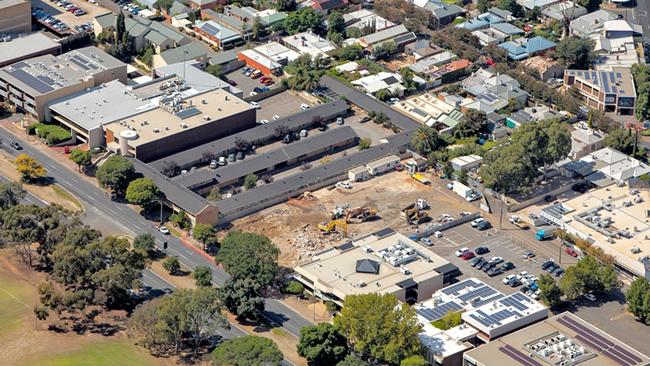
left=32, top=123, right=72, bottom=145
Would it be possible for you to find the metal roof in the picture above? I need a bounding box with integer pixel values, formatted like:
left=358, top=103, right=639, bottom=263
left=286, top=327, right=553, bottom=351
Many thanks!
left=149, top=100, right=349, bottom=170
left=173, top=126, right=358, bottom=189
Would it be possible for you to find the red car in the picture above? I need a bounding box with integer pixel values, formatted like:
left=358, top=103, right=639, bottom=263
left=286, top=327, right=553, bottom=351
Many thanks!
left=565, top=247, right=578, bottom=257
left=460, top=251, right=476, bottom=260
left=259, top=76, right=271, bottom=83
left=263, top=79, right=275, bottom=86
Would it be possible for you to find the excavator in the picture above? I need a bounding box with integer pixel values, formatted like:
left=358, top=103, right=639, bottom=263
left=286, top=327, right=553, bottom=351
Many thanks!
left=317, top=219, right=348, bottom=236
left=331, top=206, right=377, bottom=222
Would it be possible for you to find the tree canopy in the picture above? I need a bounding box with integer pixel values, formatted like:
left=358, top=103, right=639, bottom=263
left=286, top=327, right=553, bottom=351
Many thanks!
left=559, top=256, right=620, bottom=300
left=554, top=36, right=596, bottom=69
left=192, top=265, right=213, bottom=287
left=538, top=274, right=563, bottom=308
left=334, top=293, right=422, bottom=365
left=212, top=335, right=283, bottom=366
left=133, top=233, right=156, bottom=257
left=193, top=223, right=218, bottom=251
left=216, top=231, right=279, bottom=287
left=69, top=149, right=92, bottom=171
left=15, top=154, right=46, bottom=182
left=284, top=7, right=322, bottom=35
left=126, top=177, right=161, bottom=212
left=96, top=155, right=135, bottom=196
left=298, top=323, right=348, bottom=365
left=0, top=182, right=25, bottom=210
left=410, top=125, right=447, bottom=156
left=626, top=277, right=650, bottom=325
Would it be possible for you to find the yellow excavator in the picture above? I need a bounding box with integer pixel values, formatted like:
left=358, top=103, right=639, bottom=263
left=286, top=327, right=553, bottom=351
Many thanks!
left=317, top=219, right=348, bottom=236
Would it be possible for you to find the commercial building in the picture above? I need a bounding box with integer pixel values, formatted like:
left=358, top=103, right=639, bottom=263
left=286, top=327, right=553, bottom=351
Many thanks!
left=282, top=31, right=337, bottom=58
left=237, top=42, right=300, bottom=75
left=463, top=312, right=649, bottom=366
left=195, top=20, right=243, bottom=50
left=0, top=46, right=127, bottom=121
left=451, top=155, right=483, bottom=172
left=0, top=0, right=31, bottom=33
left=173, top=126, right=359, bottom=192
left=564, top=68, right=636, bottom=115
left=153, top=60, right=242, bottom=98
left=0, top=32, right=62, bottom=68
left=104, top=88, right=256, bottom=162
left=294, top=229, right=458, bottom=306
left=593, top=20, right=644, bottom=69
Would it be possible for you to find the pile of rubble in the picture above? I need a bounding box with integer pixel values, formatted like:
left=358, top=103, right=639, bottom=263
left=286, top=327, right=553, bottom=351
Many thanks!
left=290, top=224, right=346, bottom=262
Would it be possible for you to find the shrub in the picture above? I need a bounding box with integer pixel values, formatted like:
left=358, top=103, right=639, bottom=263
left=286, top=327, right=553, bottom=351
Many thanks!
left=32, top=123, right=72, bottom=145
left=284, top=280, right=304, bottom=294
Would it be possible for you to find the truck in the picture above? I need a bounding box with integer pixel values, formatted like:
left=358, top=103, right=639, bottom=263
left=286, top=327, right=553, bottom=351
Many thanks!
left=535, top=226, right=556, bottom=241
left=410, top=172, right=431, bottom=185
left=509, top=215, right=530, bottom=230
left=452, top=181, right=473, bottom=200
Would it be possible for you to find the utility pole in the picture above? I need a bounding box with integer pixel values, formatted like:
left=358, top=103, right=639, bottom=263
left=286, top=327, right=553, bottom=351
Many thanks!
left=159, top=199, right=164, bottom=225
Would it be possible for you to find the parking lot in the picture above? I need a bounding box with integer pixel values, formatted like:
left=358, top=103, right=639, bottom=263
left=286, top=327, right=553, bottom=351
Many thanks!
left=33, top=0, right=108, bottom=33
left=226, top=69, right=282, bottom=98
left=256, top=91, right=311, bottom=121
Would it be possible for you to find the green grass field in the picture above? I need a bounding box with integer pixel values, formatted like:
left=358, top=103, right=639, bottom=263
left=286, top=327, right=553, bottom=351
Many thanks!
left=21, top=339, right=159, bottom=366
left=0, top=270, right=32, bottom=338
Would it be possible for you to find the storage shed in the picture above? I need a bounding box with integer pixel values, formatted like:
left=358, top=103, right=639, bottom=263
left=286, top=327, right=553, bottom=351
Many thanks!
left=366, top=155, right=400, bottom=176
left=348, top=166, right=370, bottom=182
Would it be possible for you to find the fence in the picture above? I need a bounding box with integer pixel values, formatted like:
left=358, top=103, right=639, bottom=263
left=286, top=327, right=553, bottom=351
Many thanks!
left=243, top=84, right=288, bottom=103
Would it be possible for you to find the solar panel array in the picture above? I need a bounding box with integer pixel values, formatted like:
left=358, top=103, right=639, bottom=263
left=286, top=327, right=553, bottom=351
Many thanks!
left=499, top=345, right=544, bottom=366
left=9, top=68, right=54, bottom=94
left=416, top=301, right=463, bottom=322
left=441, top=278, right=480, bottom=296
left=469, top=308, right=522, bottom=328
left=558, top=316, right=644, bottom=366
left=458, top=284, right=497, bottom=302
left=200, top=22, right=221, bottom=37
left=175, top=106, right=202, bottom=119
left=477, top=92, right=499, bottom=104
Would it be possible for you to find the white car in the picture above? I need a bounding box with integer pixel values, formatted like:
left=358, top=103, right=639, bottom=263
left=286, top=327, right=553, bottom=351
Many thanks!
left=583, top=293, right=596, bottom=302
left=336, top=181, right=352, bottom=189
left=455, top=247, right=469, bottom=257
left=250, top=101, right=260, bottom=109
left=272, top=115, right=280, bottom=120
left=447, top=183, right=454, bottom=189
left=249, top=91, right=258, bottom=97
left=502, top=274, right=516, bottom=285
left=488, top=256, right=503, bottom=263
left=300, top=103, right=310, bottom=110
left=466, top=193, right=480, bottom=202
left=516, top=271, right=529, bottom=280
left=159, top=226, right=170, bottom=235
left=471, top=218, right=485, bottom=227
left=259, top=119, right=269, bottom=124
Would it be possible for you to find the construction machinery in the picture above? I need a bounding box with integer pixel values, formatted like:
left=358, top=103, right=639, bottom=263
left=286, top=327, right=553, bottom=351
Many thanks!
left=400, top=204, right=430, bottom=225
left=509, top=215, right=530, bottom=230
left=347, top=206, right=378, bottom=223
left=410, top=172, right=431, bottom=185
left=317, top=219, right=348, bottom=236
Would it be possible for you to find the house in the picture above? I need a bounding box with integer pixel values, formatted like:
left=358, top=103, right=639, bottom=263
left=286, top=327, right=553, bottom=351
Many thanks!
left=542, top=1, right=587, bottom=22
left=570, top=10, right=618, bottom=38
left=486, top=112, right=508, bottom=139
left=169, top=0, right=191, bottom=16
left=413, top=0, right=465, bottom=29
left=405, top=40, right=443, bottom=62
left=357, top=24, right=417, bottom=50
left=472, top=27, right=510, bottom=46
left=138, top=0, right=159, bottom=9
left=564, top=67, right=636, bottom=115
left=352, top=72, right=406, bottom=96
left=488, top=7, right=515, bottom=21
left=222, top=5, right=287, bottom=30
left=569, top=122, right=605, bottom=159
left=408, top=51, right=457, bottom=74
left=152, top=42, right=210, bottom=68
left=593, top=19, right=644, bottom=68
left=237, top=42, right=299, bottom=75
left=429, top=59, right=472, bottom=85
left=462, top=68, right=528, bottom=108
left=187, top=0, right=226, bottom=10
left=310, top=0, right=348, bottom=15
left=195, top=20, right=243, bottom=49
left=521, top=56, right=565, bottom=81
left=342, top=9, right=394, bottom=32
left=517, top=0, right=562, bottom=10
left=498, top=36, right=556, bottom=60
left=282, top=31, right=337, bottom=58
left=505, top=105, right=559, bottom=128
left=94, top=13, right=191, bottom=52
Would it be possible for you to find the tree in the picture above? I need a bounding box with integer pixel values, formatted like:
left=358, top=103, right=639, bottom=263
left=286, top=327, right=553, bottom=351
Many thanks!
left=559, top=256, right=620, bottom=300
left=337, top=354, right=369, bottom=366
left=116, top=12, right=126, bottom=44
left=400, top=67, right=417, bottom=91
left=372, top=41, right=397, bottom=61
left=410, top=125, right=446, bottom=156
left=328, top=12, right=345, bottom=34
left=284, top=7, right=322, bottom=35
left=206, top=63, right=222, bottom=77
left=96, top=155, right=135, bottom=196
left=126, top=177, right=161, bottom=212
left=161, top=161, right=179, bottom=178
left=284, top=280, right=304, bottom=294
left=15, top=154, right=46, bottom=183
left=0, top=182, right=25, bottom=210
left=243, top=173, right=258, bottom=190
left=207, top=187, right=221, bottom=202
left=604, top=128, right=635, bottom=155
left=375, top=88, right=393, bottom=102
left=216, top=231, right=279, bottom=287
left=554, top=36, right=596, bottom=69
left=275, top=0, right=295, bottom=11
left=193, top=223, right=218, bottom=251
left=401, top=356, right=428, bottom=366
left=33, top=305, right=48, bottom=329
left=626, top=277, right=650, bottom=325
left=358, top=138, right=371, bottom=150
left=336, top=45, right=364, bottom=61
left=251, top=16, right=264, bottom=41
left=298, top=323, right=348, bottom=365
left=184, top=287, right=229, bottom=355
left=163, top=256, right=181, bottom=275
left=334, top=293, right=422, bottom=364
left=477, top=0, right=489, bottom=12
left=69, top=149, right=91, bottom=172
left=133, top=233, right=156, bottom=257
left=431, top=310, right=462, bottom=330
left=212, top=335, right=283, bottom=366
left=538, top=274, right=563, bottom=308
left=192, top=265, right=213, bottom=287
left=219, top=277, right=266, bottom=321
left=497, top=0, right=523, bottom=17
left=170, top=209, right=190, bottom=230
left=455, top=109, right=487, bottom=139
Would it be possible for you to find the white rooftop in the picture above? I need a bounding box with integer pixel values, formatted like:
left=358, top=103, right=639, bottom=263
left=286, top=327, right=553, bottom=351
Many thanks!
left=351, top=71, right=405, bottom=94
left=282, top=31, right=337, bottom=58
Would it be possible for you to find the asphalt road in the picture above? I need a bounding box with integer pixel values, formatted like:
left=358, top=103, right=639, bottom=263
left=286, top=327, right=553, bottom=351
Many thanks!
left=629, top=1, right=650, bottom=41
left=0, top=175, right=48, bottom=206
left=0, top=125, right=314, bottom=339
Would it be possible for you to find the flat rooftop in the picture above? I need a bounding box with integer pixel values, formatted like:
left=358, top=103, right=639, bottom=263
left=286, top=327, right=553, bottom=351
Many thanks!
left=153, top=61, right=240, bottom=96
left=295, top=230, right=451, bottom=298
left=282, top=32, right=337, bottom=57
left=104, top=89, right=254, bottom=148
left=560, top=184, right=650, bottom=275
left=464, top=312, right=649, bottom=366
left=0, top=32, right=61, bottom=66
left=565, top=68, right=636, bottom=98
left=49, top=80, right=157, bottom=131
left=0, top=46, right=123, bottom=96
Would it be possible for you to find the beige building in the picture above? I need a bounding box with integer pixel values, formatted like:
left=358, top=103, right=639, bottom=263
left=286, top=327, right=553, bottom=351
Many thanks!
left=464, top=312, right=649, bottom=366
left=0, top=46, right=126, bottom=121
left=0, top=0, right=32, bottom=34
left=294, top=229, right=459, bottom=306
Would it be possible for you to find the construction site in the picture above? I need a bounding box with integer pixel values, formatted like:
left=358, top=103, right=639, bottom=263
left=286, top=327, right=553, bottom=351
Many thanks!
left=229, top=168, right=480, bottom=267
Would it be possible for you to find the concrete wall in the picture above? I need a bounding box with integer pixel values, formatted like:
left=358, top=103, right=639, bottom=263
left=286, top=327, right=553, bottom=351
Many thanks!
left=0, top=0, right=31, bottom=33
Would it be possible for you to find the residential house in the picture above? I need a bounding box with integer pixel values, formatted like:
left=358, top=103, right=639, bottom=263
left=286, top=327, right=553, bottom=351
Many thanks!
left=455, top=11, right=505, bottom=31
left=187, top=0, right=225, bottom=10
left=428, top=59, right=473, bottom=87
left=94, top=13, right=191, bottom=52
left=169, top=1, right=191, bottom=16
left=342, top=9, right=394, bottom=32
left=486, top=112, right=508, bottom=140
left=224, top=5, right=287, bottom=30
left=352, top=72, right=406, bottom=96
left=195, top=20, right=243, bottom=49
left=357, top=24, right=417, bottom=50
left=488, top=7, right=515, bottom=21
left=152, top=42, right=210, bottom=68
left=408, top=51, right=457, bottom=74
left=202, top=10, right=252, bottom=42
left=309, top=0, right=348, bottom=15
left=498, top=36, right=556, bottom=60
left=541, top=1, right=587, bottom=22
left=564, top=67, right=636, bottom=115
left=413, top=0, right=465, bottom=29
left=521, top=56, right=565, bottom=81
left=282, top=31, right=337, bottom=58
left=505, top=105, right=559, bottom=128
left=472, top=27, right=510, bottom=46
left=570, top=10, right=618, bottom=38
left=517, top=0, right=562, bottom=10
left=237, top=42, right=299, bottom=75
left=405, top=39, right=443, bottom=62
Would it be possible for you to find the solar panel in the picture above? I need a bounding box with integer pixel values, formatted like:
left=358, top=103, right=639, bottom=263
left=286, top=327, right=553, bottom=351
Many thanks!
left=612, top=345, right=643, bottom=364
left=13, top=61, right=28, bottom=69
left=472, top=293, right=504, bottom=307
left=499, top=345, right=544, bottom=366
left=176, top=106, right=202, bottom=119
left=73, top=55, right=89, bottom=64
left=69, top=57, right=90, bottom=70
left=612, top=86, right=617, bottom=93
left=609, top=72, right=615, bottom=83
left=469, top=313, right=492, bottom=327
left=607, top=346, right=639, bottom=365
left=560, top=316, right=614, bottom=347
left=441, top=279, right=479, bottom=295
left=500, top=296, right=529, bottom=312
left=37, top=75, right=55, bottom=85
left=10, top=69, right=54, bottom=94
left=458, top=285, right=497, bottom=302
left=417, top=301, right=463, bottom=321
left=575, top=334, right=605, bottom=352
left=602, top=350, right=631, bottom=366
left=602, top=72, right=610, bottom=93
left=201, top=22, right=221, bottom=36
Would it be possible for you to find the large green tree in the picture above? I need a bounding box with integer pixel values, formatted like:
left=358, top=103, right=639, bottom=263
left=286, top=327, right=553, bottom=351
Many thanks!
left=96, top=155, right=135, bottom=196
left=132, top=233, right=156, bottom=257
left=410, top=125, right=446, bottom=156
left=69, top=149, right=92, bottom=172
left=455, top=109, right=487, bottom=139
left=219, top=277, right=265, bottom=321
left=626, top=277, right=650, bottom=325
left=212, top=335, right=283, bottom=366
left=193, top=223, right=218, bottom=251
left=334, top=293, right=422, bottom=365
left=337, top=354, right=370, bottom=366
left=555, top=36, right=596, bottom=69
left=284, top=7, right=322, bottom=35
left=298, top=323, right=348, bottom=365
left=192, top=265, right=213, bottom=287
left=559, top=256, right=620, bottom=300
left=0, top=182, right=25, bottom=210
left=126, top=177, right=161, bottom=212
left=216, top=231, right=279, bottom=287
left=497, top=0, right=524, bottom=17
left=538, top=274, right=563, bottom=308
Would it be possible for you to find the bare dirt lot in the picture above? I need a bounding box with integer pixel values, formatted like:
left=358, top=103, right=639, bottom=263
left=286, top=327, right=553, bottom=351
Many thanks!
left=229, top=170, right=479, bottom=267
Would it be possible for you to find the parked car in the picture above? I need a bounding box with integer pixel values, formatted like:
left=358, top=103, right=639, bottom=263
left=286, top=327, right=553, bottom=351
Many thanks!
left=522, top=250, right=536, bottom=259
left=250, top=101, right=260, bottom=109
left=272, top=115, right=280, bottom=121
left=300, top=103, right=310, bottom=110
left=336, top=181, right=352, bottom=189
left=476, top=220, right=492, bottom=230
left=503, top=275, right=516, bottom=285
left=421, top=238, right=433, bottom=246
left=487, top=267, right=503, bottom=277
left=541, top=260, right=555, bottom=270
left=565, top=247, right=578, bottom=257
left=552, top=267, right=564, bottom=277
left=488, top=256, right=503, bottom=264
left=501, top=262, right=515, bottom=271
left=9, top=140, right=22, bottom=150
left=583, top=293, right=596, bottom=302
left=159, top=226, right=170, bottom=234
left=482, top=262, right=496, bottom=272
left=227, top=79, right=237, bottom=86
left=460, top=251, right=475, bottom=260
left=336, top=117, right=344, bottom=125
left=250, top=70, right=262, bottom=79
left=509, top=277, right=522, bottom=287
left=455, top=247, right=470, bottom=257
left=471, top=218, right=485, bottom=227
left=470, top=256, right=483, bottom=267
left=475, top=246, right=489, bottom=255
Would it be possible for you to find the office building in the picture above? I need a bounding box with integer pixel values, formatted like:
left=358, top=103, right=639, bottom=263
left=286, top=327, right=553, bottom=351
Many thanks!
left=0, top=0, right=31, bottom=33
left=564, top=68, right=636, bottom=114
left=0, top=32, right=62, bottom=68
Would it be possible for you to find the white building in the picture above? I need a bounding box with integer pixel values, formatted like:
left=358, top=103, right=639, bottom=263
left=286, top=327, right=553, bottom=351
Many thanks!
left=282, top=31, right=337, bottom=58
left=352, top=72, right=406, bottom=96
left=451, top=154, right=484, bottom=172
